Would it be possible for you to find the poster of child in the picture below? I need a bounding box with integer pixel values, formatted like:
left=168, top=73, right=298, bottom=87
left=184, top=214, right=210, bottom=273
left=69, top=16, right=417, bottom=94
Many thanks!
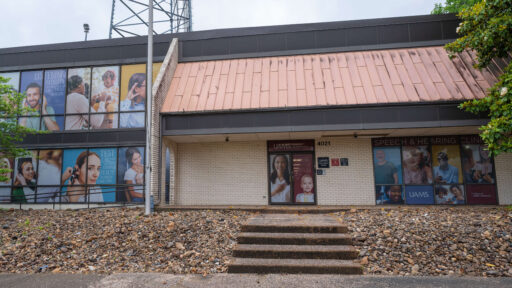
left=461, top=144, right=494, bottom=184
left=295, top=174, right=314, bottom=203
left=435, top=185, right=465, bottom=205
left=402, top=146, right=433, bottom=185
left=91, top=66, right=119, bottom=129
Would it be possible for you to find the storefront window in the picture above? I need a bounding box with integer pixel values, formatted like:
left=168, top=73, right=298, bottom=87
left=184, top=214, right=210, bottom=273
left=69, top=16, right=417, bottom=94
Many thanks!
left=372, top=135, right=497, bottom=205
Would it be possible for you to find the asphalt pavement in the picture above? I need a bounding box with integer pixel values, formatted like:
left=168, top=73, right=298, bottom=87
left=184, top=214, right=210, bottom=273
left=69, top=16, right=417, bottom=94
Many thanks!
left=1, top=273, right=512, bottom=288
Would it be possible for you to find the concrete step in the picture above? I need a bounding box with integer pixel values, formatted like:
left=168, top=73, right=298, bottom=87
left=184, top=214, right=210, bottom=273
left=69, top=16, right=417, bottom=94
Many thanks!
left=228, top=258, right=362, bottom=274
left=232, top=244, right=358, bottom=259
left=241, top=214, right=348, bottom=233
left=237, top=232, right=353, bottom=245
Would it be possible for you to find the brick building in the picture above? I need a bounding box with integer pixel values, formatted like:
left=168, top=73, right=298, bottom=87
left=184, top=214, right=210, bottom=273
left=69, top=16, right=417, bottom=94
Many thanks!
left=1, top=14, right=510, bottom=208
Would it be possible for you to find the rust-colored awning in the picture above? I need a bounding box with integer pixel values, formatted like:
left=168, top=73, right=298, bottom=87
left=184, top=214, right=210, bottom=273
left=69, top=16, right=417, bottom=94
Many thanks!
left=161, top=46, right=497, bottom=113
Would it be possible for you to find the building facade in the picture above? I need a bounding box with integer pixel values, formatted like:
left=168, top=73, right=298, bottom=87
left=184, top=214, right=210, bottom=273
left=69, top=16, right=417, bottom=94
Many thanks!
left=1, top=14, right=511, bottom=208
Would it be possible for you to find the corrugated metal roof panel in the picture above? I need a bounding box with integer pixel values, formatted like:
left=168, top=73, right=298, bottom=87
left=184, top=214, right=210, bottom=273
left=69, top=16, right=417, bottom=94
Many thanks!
left=161, top=46, right=496, bottom=113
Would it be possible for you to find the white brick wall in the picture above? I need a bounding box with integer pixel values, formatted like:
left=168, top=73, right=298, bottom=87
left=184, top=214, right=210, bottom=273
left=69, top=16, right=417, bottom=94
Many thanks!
left=175, top=141, right=268, bottom=205
left=315, top=138, right=375, bottom=205
left=495, top=152, right=512, bottom=205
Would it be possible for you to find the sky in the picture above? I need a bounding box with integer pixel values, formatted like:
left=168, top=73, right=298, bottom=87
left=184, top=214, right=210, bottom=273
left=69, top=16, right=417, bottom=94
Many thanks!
left=0, top=0, right=444, bottom=49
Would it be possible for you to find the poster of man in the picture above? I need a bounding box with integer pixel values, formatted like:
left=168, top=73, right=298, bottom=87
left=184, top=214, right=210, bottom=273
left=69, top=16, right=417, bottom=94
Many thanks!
left=432, top=145, right=462, bottom=184
left=269, top=154, right=292, bottom=203
left=91, top=66, right=119, bottom=129
left=402, top=146, right=433, bottom=185
left=66, top=68, right=92, bottom=130
left=19, top=70, right=61, bottom=131
left=117, top=147, right=145, bottom=202
left=461, top=144, right=494, bottom=184
left=373, top=147, right=402, bottom=185
left=12, top=151, right=38, bottom=203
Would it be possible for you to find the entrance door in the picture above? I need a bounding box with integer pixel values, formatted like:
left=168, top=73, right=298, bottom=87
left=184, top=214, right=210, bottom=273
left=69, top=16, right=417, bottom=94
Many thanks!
left=267, top=140, right=316, bottom=205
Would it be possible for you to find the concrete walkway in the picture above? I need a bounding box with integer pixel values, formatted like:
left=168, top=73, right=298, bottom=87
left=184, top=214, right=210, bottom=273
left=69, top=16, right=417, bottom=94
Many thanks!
left=1, top=273, right=512, bottom=288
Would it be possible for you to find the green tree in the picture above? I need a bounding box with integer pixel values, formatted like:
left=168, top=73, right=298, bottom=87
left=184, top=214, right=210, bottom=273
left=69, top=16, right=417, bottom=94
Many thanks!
left=431, top=0, right=480, bottom=14
left=0, top=76, right=39, bottom=182
left=442, top=0, right=512, bottom=155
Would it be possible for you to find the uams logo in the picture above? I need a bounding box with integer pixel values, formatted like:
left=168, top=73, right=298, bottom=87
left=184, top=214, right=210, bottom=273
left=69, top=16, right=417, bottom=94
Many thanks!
left=409, top=191, right=430, bottom=198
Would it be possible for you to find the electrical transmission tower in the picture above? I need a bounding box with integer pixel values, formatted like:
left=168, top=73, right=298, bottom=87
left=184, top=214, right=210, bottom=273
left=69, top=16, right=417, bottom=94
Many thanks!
left=109, top=0, right=191, bottom=38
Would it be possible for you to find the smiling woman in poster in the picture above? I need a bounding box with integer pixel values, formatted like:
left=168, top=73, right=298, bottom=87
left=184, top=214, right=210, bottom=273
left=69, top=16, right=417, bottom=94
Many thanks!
left=62, top=151, right=104, bottom=203
left=270, top=154, right=291, bottom=203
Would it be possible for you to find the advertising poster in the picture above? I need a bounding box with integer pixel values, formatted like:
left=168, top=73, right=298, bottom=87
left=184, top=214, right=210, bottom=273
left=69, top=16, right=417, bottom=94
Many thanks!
left=376, top=185, right=404, bottom=204
left=466, top=184, right=497, bottom=205
left=0, top=72, right=20, bottom=91
left=40, top=69, right=66, bottom=131
left=0, top=154, right=14, bottom=203
left=117, top=147, right=145, bottom=202
left=292, top=154, right=315, bottom=203
left=120, top=64, right=146, bottom=111
left=120, top=112, right=145, bottom=128
left=66, top=68, right=92, bottom=130
left=61, top=149, right=87, bottom=202
left=91, top=66, right=119, bottom=129
left=43, top=69, right=66, bottom=115
left=460, top=144, right=494, bottom=184
left=20, top=70, right=43, bottom=124
left=269, top=154, right=292, bottom=204
left=36, top=149, right=63, bottom=203
left=13, top=151, right=38, bottom=203
left=404, top=185, right=434, bottom=205
left=435, top=184, right=465, bottom=205
left=373, top=147, right=402, bottom=184
left=402, top=145, right=432, bottom=185
left=89, top=148, right=117, bottom=202
left=432, top=144, right=462, bottom=184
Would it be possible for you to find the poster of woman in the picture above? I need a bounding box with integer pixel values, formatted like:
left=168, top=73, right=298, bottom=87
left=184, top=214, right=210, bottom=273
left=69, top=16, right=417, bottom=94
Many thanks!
left=461, top=144, right=494, bottom=184
left=117, top=147, right=145, bottom=202
left=402, top=146, right=433, bottom=185
left=12, top=151, right=38, bottom=203
left=269, top=154, right=291, bottom=203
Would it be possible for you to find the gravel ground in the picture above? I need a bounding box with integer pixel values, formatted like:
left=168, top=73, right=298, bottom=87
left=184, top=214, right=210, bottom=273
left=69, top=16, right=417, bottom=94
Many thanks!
left=0, top=208, right=250, bottom=274
left=337, top=207, right=512, bottom=277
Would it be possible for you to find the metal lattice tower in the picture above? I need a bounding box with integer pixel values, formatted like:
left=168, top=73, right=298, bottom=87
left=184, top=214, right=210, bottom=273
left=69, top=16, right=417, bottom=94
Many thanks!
left=109, top=0, right=191, bottom=38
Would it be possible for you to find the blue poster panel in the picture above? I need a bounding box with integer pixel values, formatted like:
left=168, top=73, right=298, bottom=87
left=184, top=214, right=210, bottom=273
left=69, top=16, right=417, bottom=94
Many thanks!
left=120, top=112, right=145, bottom=128
left=435, top=184, right=465, bottom=205
left=43, top=69, right=66, bottom=115
left=376, top=185, right=404, bottom=204
left=402, top=146, right=433, bottom=185
left=20, top=70, right=43, bottom=121
left=89, top=148, right=117, bottom=202
left=66, top=68, right=91, bottom=130
left=12, top=151, right=38, bottom=203
left=117, top=147, right=145, bottom=202
left=405, top=185, right=434, bottom=205
left=373, top=147, right=402, bottom=184
left=37, top=149, right=63, bottom=203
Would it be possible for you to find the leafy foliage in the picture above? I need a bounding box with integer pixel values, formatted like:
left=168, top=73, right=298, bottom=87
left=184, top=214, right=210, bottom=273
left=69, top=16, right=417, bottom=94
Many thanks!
left=443, top=0, right=512, bottom=156
left=0, top=76, right=40, bottom=182
left=431, top=0, right=481, bottom=14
